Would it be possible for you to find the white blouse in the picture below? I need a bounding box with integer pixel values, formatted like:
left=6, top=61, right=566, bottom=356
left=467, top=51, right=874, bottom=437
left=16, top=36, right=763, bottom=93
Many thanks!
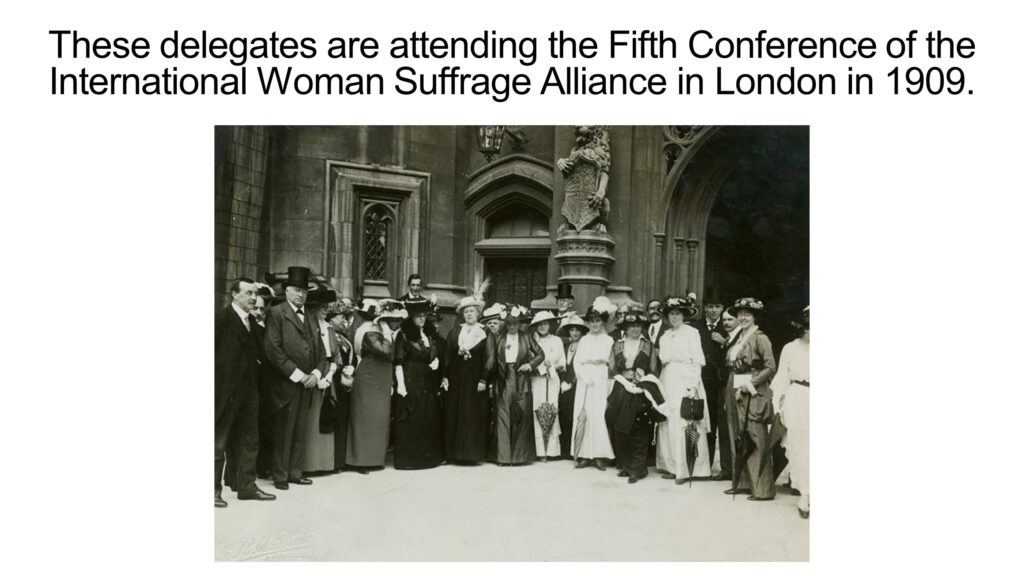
left=658, top=325, right=705, bottom=367
left=771, top=338, right=810, bottom=399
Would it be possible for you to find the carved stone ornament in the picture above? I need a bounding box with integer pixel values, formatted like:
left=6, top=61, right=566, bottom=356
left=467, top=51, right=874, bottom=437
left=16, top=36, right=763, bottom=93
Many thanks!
left=557, top=126, right=611, bottom=234
left=662, top=125, right=711, bottom=170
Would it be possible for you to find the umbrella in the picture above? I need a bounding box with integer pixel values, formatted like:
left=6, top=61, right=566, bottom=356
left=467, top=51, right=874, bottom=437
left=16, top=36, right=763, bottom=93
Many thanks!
left=683, top=421, right=699, bottom=488
left=573, top=386, right=590, bottom=459
left=534, top=372, right=559, bottom=453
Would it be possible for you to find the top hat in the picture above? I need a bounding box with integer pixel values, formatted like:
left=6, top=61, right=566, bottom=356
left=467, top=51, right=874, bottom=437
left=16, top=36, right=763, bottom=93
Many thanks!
left=555, top=283, right=574, bottom=300
left=283, top=266, right=314, bottom=290
left=727, top=297, right=765, bottom=318
left=703, top=286, right=722, bottom=306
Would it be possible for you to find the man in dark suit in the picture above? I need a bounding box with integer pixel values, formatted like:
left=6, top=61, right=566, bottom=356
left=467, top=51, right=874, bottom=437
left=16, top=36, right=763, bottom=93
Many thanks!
left=215, top=278, right=276, bottom=507
left=693, top=294, right=730, bottom=479
left=398, top=273, right=425, bottom=302
left=646, top=298, right=669, bottom=346
left=264, top=266, right=329, bottom=490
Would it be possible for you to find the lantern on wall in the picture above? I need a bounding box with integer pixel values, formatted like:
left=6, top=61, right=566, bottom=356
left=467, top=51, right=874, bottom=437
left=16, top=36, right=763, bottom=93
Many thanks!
left=475, top=126, right=506, bottom=162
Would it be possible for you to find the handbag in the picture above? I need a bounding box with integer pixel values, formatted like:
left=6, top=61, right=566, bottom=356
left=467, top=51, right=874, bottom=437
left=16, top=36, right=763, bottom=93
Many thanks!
left=319, top=387, right=338, bottom=433
left=680, top=391, right=705, bottom=421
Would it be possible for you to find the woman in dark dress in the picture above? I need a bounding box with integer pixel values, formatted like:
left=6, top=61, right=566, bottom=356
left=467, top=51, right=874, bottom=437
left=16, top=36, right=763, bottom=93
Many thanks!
left=442, top=292, right=496, bottom=464
left=722, top=297, right=777, bottom=501
left=325, top=301, right=357, bottom=472
left=605, top=310, right=660, bottom=481
left=557, top=313, right=588, bottom=459
left=346, top=300, right=405, bottom=472
left=493, top=305, right=544, bottom=465
left=393, top=299, right=445, bottom=470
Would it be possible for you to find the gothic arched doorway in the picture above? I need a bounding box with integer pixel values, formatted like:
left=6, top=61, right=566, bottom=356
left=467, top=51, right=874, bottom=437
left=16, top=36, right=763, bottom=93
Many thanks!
left=661, top=126, right=809, bottom=335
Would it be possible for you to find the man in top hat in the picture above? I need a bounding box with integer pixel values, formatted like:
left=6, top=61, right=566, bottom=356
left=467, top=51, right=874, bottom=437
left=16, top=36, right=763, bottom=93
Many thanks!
left=215, top=278, right=276, bottom=507
left=263, top=266, right=329, bottom=490
left=693, top=289, right=730, bottom=478
left=555, top=283, right=576, bottom=328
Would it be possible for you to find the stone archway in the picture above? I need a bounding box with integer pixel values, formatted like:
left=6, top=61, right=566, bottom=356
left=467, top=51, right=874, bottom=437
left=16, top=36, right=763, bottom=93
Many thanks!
left=656, top=126, right=809, bottom=312
left=463, top=154, right=555, bottom=292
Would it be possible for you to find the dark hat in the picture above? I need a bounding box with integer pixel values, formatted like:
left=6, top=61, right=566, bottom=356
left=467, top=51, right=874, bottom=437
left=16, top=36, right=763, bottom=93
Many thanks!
left=404, top=298, right=432, bottom=316
left=556, top=283, right=574, bottom=300
left=324, top=301, right=347, bottom=321
left=703, top=286, right=722, bottom=306
left=305, top=288, right=337, bottom=304
left=354, top=299, right=379, bottom=320
left=727, top=297, right=765, bottom=318
left=663, top=295, right=699, bottom=318
left=255, top=285, right=275, bottom=302
left=617, top=311, right=647, bottom=328
left=283, top=266, right=314, bottom=290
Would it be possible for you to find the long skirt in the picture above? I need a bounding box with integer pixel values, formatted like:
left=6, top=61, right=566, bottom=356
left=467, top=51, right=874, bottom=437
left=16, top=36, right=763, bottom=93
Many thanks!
left=726, top=375, right=775, bottom=499
left=494, top=366, right=536, bottom=464
left=531, top=373, right=562, bottom=457
left=571, top=365, right=614, bottom=460
left=444, top=356, right=490, bottom=463
left=656, top=363, right=712, bottom=480
left=346, top=356, right=392, bottom=467
left=303, top=387, right=335, bottom=473
left=332, top=383, right=352, bottom=470
left=782, top=384, right=809, bottom=496
left=393, top=361, right=444, bottom=470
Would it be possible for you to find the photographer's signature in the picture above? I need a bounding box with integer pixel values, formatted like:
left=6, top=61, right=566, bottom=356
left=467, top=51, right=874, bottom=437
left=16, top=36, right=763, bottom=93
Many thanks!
left=217, top=530, right=313, bottom=561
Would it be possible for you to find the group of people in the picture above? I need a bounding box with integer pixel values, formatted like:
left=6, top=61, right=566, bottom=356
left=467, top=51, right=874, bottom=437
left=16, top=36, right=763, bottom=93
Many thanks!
left=215, top=267, right=810, bottom=519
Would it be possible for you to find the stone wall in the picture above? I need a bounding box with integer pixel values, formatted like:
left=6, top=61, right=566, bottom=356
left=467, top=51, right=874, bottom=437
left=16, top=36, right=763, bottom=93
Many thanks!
left=213, top=126, right=271, bottom=309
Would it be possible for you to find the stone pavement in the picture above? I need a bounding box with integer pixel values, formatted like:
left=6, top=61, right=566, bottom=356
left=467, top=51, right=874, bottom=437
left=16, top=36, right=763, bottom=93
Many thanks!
left=215, top=459, right=808, bottom=561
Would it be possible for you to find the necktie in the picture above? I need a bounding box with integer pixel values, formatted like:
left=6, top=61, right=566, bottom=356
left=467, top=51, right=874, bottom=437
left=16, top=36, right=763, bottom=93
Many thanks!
left=243, top=315, right=250, bottom=332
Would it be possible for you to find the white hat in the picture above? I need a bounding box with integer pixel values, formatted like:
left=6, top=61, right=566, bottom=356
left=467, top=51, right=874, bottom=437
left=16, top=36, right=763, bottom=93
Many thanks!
left=457, top=296, right=487, bottom=315
left=481, top=303, right=505, bottom=321
left=530, top=310, right=560, bottom=326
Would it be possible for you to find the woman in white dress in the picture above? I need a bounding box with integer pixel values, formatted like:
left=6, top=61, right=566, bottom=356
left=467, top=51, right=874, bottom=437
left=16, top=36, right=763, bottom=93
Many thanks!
left=772, top=308, right=810, bottom=518
left=530, top=311, right=566, bottom=460
left=654, top=295, right=713, bottom=484
left=571, top=300, right=617, bottom=470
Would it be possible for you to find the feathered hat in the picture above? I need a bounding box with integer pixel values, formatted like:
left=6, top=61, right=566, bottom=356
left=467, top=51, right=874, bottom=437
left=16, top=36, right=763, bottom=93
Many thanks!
left=456, top=274, right=490, bottom=315
left=583, top=296, right=617, bottom=322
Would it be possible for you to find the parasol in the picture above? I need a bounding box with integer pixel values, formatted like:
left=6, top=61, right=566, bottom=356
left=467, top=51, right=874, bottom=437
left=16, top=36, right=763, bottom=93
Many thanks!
left=535, top=371, right=559, bottom=453
left=683, top=421, right=700, bottom=487
left=573, top=385, right=589, bottom=459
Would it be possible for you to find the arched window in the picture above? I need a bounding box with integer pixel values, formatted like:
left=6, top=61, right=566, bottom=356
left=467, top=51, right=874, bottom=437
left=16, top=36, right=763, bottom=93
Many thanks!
left=486, top=205, right=550, bottom=238
left=362, top=204, right=393, bottom=280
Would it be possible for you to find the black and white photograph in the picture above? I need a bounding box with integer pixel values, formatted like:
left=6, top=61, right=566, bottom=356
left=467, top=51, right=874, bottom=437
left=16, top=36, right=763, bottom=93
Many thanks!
left=214, top=125, right=810, bottom=561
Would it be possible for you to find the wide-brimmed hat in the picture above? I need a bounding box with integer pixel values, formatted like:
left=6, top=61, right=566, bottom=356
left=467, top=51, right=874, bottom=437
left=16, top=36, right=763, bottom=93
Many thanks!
left=555, top=283, right=574, bottom=300
left=456, top=295, right=486, bottom=315
left=354, top=299, right=379, bottom=320
left=500, top=304, right=531, bottom=324
left=616, top=311, right=647, bottom=328
left=283, top=266, right=315, bottom=290
left=254, top=283, right=275, bottom=303
left=530, top=310, right=560, bottom=327
left=727, top=297, right=765, bottom=317
left=376, top=299, right=407, bottom=322
left=663, top=294, right=699, bottom=318
left=324, top=301, right=347, bottom=321
left=403, top=297, right=432, bottom=316
left=557, top=313, right=590, bottom=337
left=481, top=303, right=505, bottom=322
